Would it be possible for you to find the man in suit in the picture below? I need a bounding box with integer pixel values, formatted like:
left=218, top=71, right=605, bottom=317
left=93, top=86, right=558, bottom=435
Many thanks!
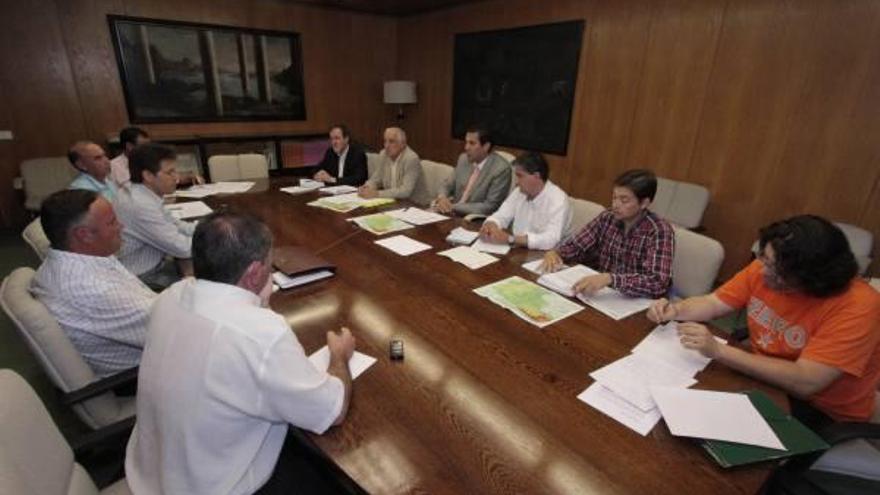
left=312, top=124, right=368, bottom=186
left=359, top=126, right=430, bottom=205
left=433, top=126, right=511, bottom=216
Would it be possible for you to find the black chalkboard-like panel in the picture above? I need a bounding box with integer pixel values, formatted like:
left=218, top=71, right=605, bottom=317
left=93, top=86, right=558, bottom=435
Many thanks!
left=452, top=20, right=585, bottom=156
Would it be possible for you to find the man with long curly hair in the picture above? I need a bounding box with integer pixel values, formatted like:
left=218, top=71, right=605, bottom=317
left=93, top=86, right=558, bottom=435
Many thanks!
left=648, top=215, right=880, bottom=426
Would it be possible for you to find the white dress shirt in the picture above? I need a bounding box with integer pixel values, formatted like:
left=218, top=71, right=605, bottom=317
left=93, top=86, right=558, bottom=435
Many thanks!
left=336, top=145, right=349, bottom=178
left=486, top=180, right=571, bottom=250
left=109, top=154, right=131, bottom=187
left=126, top=278, right=344, bottom=495
left=114, top=184, right=195, bottom=276
left=31, top=249, right=156, bottom=377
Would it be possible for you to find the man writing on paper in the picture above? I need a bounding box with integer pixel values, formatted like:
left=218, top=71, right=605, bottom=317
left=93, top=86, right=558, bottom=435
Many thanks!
left=540, top=169, right=674, bottom=299
left=479, top=152, right=570, bottom=250
left=648, top=215, right=880, bottom=425
left=433, top=126, right=511, bottom=216
left=126, top=211, right=356, bottom=494
left=313, top=124, right=368, bottom=186
left=359, top=126, right=430, bottom=205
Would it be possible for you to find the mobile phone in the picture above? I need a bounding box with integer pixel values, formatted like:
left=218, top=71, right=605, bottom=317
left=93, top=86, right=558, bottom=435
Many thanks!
left=389, top=339, right=404, bottom=361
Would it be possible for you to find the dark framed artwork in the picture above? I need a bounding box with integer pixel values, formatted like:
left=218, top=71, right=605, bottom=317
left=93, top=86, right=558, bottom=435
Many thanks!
left=108, top=15, right=306, bottom=123
left=452, top=20, right=585, bottom=155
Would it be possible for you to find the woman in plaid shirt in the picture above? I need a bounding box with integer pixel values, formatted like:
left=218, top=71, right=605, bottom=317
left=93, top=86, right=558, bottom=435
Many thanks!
left=540, top=169, right=675, bottom=299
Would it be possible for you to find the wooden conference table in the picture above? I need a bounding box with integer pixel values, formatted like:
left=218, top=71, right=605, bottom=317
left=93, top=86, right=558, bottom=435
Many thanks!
left=201, top=178, right=787, bottom=495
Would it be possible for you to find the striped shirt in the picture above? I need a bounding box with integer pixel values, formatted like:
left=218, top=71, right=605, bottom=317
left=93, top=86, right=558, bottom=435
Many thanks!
left=31, top=249, right=156, bottom=377
left=114, top=184, right=195, bottom=276
left=557, top=209, right=675, bottom=298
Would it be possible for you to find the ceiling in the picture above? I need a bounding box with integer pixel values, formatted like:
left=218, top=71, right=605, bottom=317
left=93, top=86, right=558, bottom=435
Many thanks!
left=285, top=0, right=487, bottom=16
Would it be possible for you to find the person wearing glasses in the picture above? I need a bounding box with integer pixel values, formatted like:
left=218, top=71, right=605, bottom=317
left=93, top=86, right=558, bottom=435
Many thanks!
left=648, top=215, right=880, bottom=427
left=113, top=143, right=194, bottom=290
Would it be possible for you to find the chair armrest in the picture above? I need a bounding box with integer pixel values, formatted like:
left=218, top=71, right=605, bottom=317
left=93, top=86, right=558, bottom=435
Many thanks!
left=70, top=416, right=136, bottom=457
left=819, top=422, right=880, bottom=446
left=61, top=367, right=139, bottom=406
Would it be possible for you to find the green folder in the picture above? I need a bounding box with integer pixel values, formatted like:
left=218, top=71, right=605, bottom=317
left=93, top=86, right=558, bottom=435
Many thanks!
left=701, top=390, right=830, bottom=468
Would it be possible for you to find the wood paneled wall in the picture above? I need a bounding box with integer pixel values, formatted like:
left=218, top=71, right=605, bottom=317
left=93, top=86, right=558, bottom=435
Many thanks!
left=0, top=0, right=398, bottom=226
left=398, top=0, right=880, bottom=278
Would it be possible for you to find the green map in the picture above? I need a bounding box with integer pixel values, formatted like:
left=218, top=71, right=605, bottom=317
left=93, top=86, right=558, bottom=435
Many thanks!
left=474, top=276, right=583, bottom=328
left=352, top=213, right=413, bottom=235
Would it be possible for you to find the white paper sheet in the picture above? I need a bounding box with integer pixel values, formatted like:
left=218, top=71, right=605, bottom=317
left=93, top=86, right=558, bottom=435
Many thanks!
left=471, top=238, right=511, bottom=255
left=437, top=246, right=498, bottom=269
left=445, top=227, right=480, bottom=245
left=299, top=178, right=324, bottom=188
left=578, top=382, right=662, bottom=436
left=164, top=201, right=213, bottom=220
left=632, top=323, right=725, bottom=376
left=272, top=270, right=334, bottom=289
left=650, top=386, right=786, bottom=450
left=590, top=353, right=698, bottom=411
left=308, top=346, right=377, bottom=380
left=385, top=207, right=450, bottom=225
left=521, top=259, right=568, bottom=275
left=280, top=184, right=321, bottom=195
left=319, top=185, right=358, bottom=195
left=374, top=235, right=433, bottom=256
left=536, top=265, right=652, bottom=320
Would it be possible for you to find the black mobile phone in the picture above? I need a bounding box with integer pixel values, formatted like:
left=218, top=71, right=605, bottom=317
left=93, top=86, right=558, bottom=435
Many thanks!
left=389, top=339, right=404, bottom=360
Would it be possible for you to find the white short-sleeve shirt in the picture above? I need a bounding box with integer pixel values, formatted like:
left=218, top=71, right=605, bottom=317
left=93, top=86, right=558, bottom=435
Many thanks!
left=125, top=278, right=344, bottom=495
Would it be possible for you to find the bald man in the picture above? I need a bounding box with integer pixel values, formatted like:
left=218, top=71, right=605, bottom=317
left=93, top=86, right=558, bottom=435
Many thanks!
left=68, top=141, right=117, bottom=201
left=358, top=127, right=430, bottom=206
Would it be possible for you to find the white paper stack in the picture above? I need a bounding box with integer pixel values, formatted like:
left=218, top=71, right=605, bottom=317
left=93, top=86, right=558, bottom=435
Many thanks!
left=445, top=227, right=479, bottom=245
left=281, top=179, right=322, bottom=195
left=437, top=246, right=498, bottom=270
left=521, top=259, right=568, bottom=275
left=385, top=207, right=450, bottom=225
left=164, top=201, right=213, bottom=220
left=319, top=185, right=358, bottom=195
left=173, top=181, right=255, bottom=197
left=471, top=238, right=511, bottom=255
left=537, top=264, right=652, bottom=320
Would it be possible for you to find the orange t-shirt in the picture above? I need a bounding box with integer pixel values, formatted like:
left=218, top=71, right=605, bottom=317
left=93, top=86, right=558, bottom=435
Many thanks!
left=715, top=260, right=880, bottom=422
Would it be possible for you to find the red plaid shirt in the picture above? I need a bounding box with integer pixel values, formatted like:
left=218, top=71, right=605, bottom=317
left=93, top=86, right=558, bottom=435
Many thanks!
left=557, top=209, right=675, bottom=298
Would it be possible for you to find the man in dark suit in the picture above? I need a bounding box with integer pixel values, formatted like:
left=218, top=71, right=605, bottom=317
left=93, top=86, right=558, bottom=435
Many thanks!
left=313, top=124, right=368, bottom=186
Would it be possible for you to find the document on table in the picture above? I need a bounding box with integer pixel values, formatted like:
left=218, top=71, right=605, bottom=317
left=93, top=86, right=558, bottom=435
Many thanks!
left=308, top=346, right=377, bottom=380
left=308, top=193, right=367, bottom=213
left=319, top=185, right=358, bottom=195
left=632, top=322, right=725, bottom=376
left=471, top=238, right=511, bottom=255
left=537, top=265, right=652, bottom=320
left=375, top=235, right=432, bottom=256
left=349, top=213, right=414, bottom=235
left=280, top=180, right=322, bottom=195
left=577, top=382, right=662, bottom=436
left=589, top=353, right=697, bottom=411
left=173, top=181, right=255, bottom=197
left=385, top=207, right=450, bottom=225
left=299, top=178, right=324, bottom=188
left=437, top=246, right=498, bottom=270
left=473, top=276, right=584, bottom=328
left=272, top=270, right=334, bottom=289
left=650, top=386, right=786, bottom=450
left=164, top=201, right=213, bottom=220
left=521, top=259, right=568, bottom=275
left=445, top=227, right=480, bottom=245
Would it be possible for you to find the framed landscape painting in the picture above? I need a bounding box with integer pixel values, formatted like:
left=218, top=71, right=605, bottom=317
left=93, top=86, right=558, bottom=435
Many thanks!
left=108, top=16, right=306, bottom=123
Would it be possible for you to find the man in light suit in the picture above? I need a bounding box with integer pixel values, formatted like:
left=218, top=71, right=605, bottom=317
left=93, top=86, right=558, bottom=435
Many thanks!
left=433, top=126, right=511, bottom=216
left=359, top=126, right=430, bottom=205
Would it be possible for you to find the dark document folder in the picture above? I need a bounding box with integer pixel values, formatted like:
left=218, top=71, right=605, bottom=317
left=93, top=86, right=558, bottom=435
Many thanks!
left=702, top=390, right=830, bottom=468
left=273, top=246, right=336, bottom=277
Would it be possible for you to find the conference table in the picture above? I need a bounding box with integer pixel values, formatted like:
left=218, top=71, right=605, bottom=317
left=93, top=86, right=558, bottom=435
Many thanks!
left=200, top=178, right=787, bottom=495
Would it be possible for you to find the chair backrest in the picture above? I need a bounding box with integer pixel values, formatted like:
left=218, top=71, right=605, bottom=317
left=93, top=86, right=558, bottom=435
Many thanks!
left=366, top=152, right=380, bottom=179
left=495, top=150, right=516, bottom=163
left=0, top=369, right=101, bottom=495
left=20, top=156, right=79, bottom=212
left=672, top=227, right=725, bottom=298
left=207, top=154, right=269, bottom=182
left=836, top=222, right=873, bottom=275
left=650, top=177, right=710, bottom=229
left=0, top=268, right=129, bottom=429
left=22, top=217, right=51, bottom=261
left=420, top=160, right=454, bottom=199
left=568, top=197, right=606, bottom=235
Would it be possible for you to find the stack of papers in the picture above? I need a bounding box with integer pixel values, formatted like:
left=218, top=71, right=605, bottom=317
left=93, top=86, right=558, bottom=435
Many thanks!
left=299, top=178, right=324, bottom=188
left=446, top=227, right=480, bottom=245
left=473, top=276, right=583, bottom=328
left=437, top=246, right=499, bottom=270
left=308, top=346, right=377, bottom=380
left=349, top=213, right=413, bottom=235
left=385, top=207, right=450, bottom=225
left=164, top=201, right=213, bottom=220
left=374, top=235, right=432, bottom=256
left=272, top=270, right=334, bottom=289
left=521, top=259, right=567, bottom=275
left=537, top=265, right=652, bottom=320
left=650, top=387, right=785, bottom=450
left=308, top=193, right=367, bottom=213
left=472, top=238, right=511, bottom=255
left=578, top=322, right=727, bottom=435
left=280, top=179, right=323, bottom=195
left=319, top=185, right=358, bottom=195
left=173, top=181, right=255, bottom=198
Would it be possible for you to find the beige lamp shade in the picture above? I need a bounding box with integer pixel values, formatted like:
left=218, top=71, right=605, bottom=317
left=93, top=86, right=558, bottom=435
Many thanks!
left=384, top=81, right=417, bottom=104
